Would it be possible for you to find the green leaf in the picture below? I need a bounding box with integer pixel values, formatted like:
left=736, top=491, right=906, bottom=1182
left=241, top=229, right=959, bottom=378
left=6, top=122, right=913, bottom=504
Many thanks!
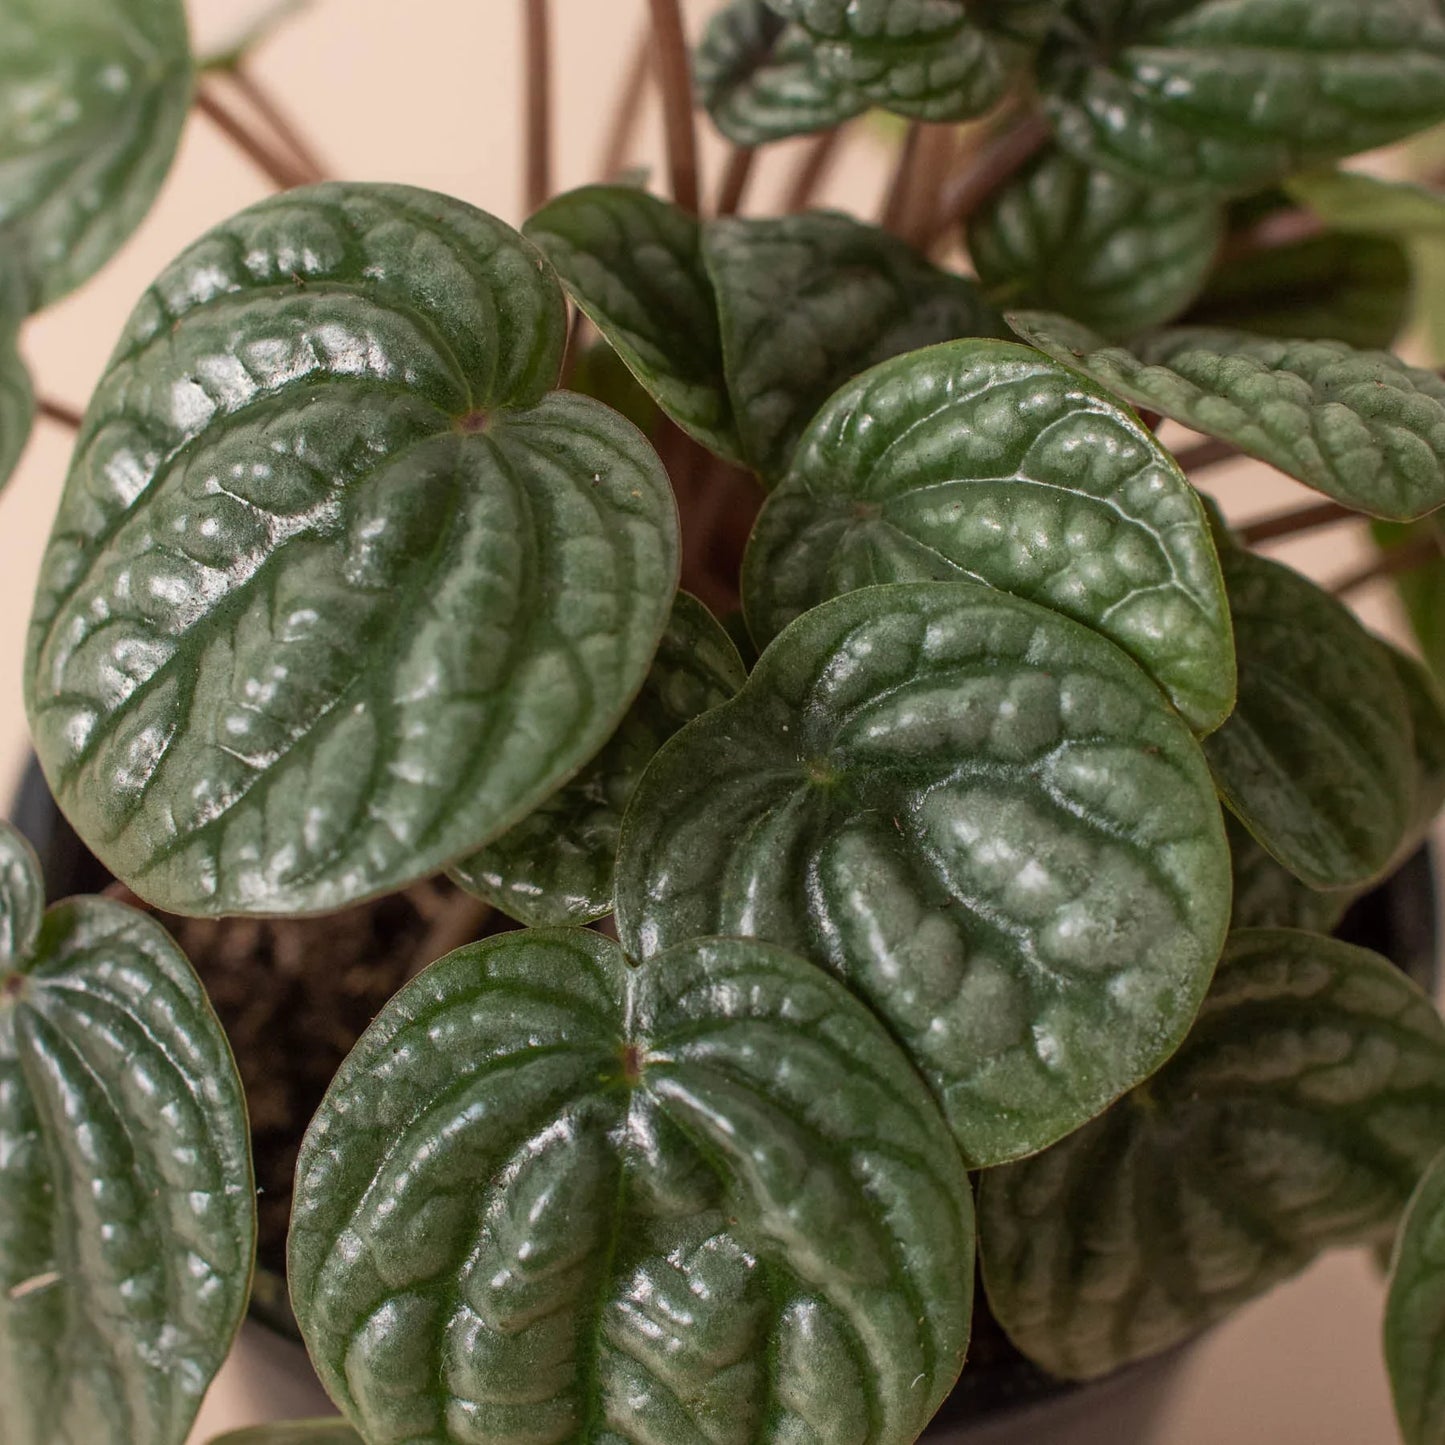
left=615, top=580, right=1231, bottom=1167
left=1375, top=518, right=1445, bottom=681
left=197, top=0, right=311, bottom=71
left=1225, top=813, right=1350, bottom=934
left=979, top=928, right=1445, bottom=1381
left=1286, top=168, right=1445, bottom=238
left=705, top=211, right=1008, bottom=482
left=0, top=267, right=34, bottom=495
left=1202, top=546, right=1414, bottom=890
left=0, top=820, right=255, bottom=1445
left=1010, top=311, right=1445, bottom=522
left=1037, top=0, right=1445, bottom=194
left=24, top=184, right=681, bottom=918
left=1386, top=1149, right=1445, bottom=1445
left=207, top=1427, right=359, bottom=1445
left=696, top=0, right=865, bottom=146
left=2, top=0, right=193, bottom=310
left=449, top=593, right=747, bottom=926
left=568, top=338, right=661, bottom=438
left=743, top=338, right=1235, bottom=731
left=1387, top=639, right=1445, bottom=850
left=967, top=146, right=1224, bottom=337
left=525, top=185, right=744, bottom=464
left=1184, top=231, right=1413, bottom=352
left=289, top=928, right=975, bottom=1445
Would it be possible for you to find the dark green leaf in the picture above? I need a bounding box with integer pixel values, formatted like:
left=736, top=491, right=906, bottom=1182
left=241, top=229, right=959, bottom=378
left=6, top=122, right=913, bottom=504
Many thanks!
left=980, top=928, right=1445, bottom=1380
left=25, top=184, right=680, bottom=918
left=0, top=821, right=254, bottom=1445
left=968, top=146, right=1224, bottom=337
left=1185, top=231, right=1413, bottom=352
left=525, top=185, right=744, bottom=463
left=705, top=211, right=1008, bottom=481
left=449, top=593, right=747, bottom=926
left=1037, top=0, right=1445, bottom=194
left=207, top=1427, right=359, bottom=1445
left=0, top=267, right=34, bottom=494
left=568, top=338, right=661, bottom=437
left=743, top=338, right=1235, bottom=731
left=696, top=0, right=865, bottom=145
left=289, top=928, right=975, bottom=1445
left=1202, top=546, right=1414, bottom=890
left=1226, top=813, right=1350, bottom=934
left=3, top=0, right=192, bottom=310
left=1386, top=1149, right=1445, bottom=1445
left=616, top=580, right=1231, bottom=1166
left=1375, top=518, right=1445, bottom=681
left=1010, top=312, right=1445, bottom=521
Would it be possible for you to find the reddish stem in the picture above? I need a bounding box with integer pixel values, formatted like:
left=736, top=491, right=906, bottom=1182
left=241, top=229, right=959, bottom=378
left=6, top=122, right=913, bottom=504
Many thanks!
left=523, top=0, right=553, bottom=213
left=647, top=0, right=701, bottom=212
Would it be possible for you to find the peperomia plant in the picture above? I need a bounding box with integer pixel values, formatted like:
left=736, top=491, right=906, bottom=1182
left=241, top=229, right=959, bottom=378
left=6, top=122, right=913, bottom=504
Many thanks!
left=6, top=2, right=1445, bottom=1443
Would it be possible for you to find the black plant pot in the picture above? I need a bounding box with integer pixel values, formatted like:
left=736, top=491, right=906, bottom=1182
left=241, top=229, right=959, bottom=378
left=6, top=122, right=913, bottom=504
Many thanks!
left=9, top=758, right=1438, bottom=1442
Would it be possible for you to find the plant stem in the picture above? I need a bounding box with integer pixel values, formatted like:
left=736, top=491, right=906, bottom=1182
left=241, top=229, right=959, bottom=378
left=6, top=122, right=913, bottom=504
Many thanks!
left=523, top=0, right=553, bottom=213
left=598, top=31, right=653, bottom=181
left=1333, top=534, right=1442, bottom=598
left=195, top=83, right=311, bottom=190
left=931, top=111, right=1050, bottom=244
left=229, top=65, right=329, bottom=181
left=715, top=145, right=757, bottom=216
left=784, top=124, right=845, bottom=212
left=36, top=396, right=83, bottom=430
left=901, top=123, right=961, bottom=249
left=647, top=0, right=701, bottom=213
left=1238, top=499, right=1357, bottom=547
left=1173, top=436, right=1240, bottom=473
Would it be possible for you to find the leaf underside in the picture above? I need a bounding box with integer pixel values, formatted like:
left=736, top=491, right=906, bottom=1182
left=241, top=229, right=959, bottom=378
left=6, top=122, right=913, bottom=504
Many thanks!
left=616, top=580, right=1232, bottom=1168
left=289, top=928, right=975, bottom=1445
left=1386, top=1149, right=1445, bottom=1445
left=980, top=928, right=1445, bottom=1381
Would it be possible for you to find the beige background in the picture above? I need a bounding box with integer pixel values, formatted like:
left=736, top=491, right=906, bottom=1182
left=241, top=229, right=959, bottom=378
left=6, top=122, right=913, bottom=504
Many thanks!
left=0, top=2, right=1423, bottom=1440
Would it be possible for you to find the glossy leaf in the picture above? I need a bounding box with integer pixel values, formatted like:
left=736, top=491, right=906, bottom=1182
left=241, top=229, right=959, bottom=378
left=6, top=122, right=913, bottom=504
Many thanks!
left=449, top=593, right=747, bottom=926
left=207, top=1426, right=360, bottom=1445
left=0, top=267, right=34, bottom=495
left=705, top=211, right=1008, bottom=481
left=743, top=338, right=1235, bottom=731
left=696, top=0, right=865, bottom=145
left=525, top=185, right=744, bottom=463
left=1226, top=814, right=1350, bottom=934
left=25, top=184, right=680, bottom=917
left=3, top=0, right=192, bottom=310
left=616, top=580, right=1231, bottom=1167
left=980, top=928, right=1445, bottom=1381
left=1203, top=545, right=1413, bottom=890
left=1387, top=1149, right=1445, bottom=1445
left=1184, top=231, right=1412, bottom=352
left=0, top=821, right=254, bottom=1445
left=968, top=146, right=1224, bottom=337
left=289, top=928, right=975, bottom=1445
left=1037, top=0, right=1445, bottom=194
left=1010, top=312, right=1445, bottom=522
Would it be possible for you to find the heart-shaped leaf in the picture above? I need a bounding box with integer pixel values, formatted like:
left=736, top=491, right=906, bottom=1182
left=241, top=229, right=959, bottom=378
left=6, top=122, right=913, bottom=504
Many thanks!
left=616, top=580, right=1231, bottom=1167
left=1226, top=814, right=1350, bottom=934
left=1202, top=545, right=1414, bottom=890
left=1184, top=231, right=1412, bottom=352
left=979, top=928, right=1445, bottom=1381
left=1037, top=0, right=1445, bottom=194
left=524, top=185, right=743, bottom=464
left=207, top=1426, right=360, bottom=1445
left=0, top=821, right=254, bottom=1445
left=742, top=338, right=1235, bottom=732
left=967, top=146, right=1224, bottom=337
left=449, top=592, right=747, bottom=926
left=1010, top=312, right=1445, bottom=522
left=705, top=212, right=1008, bottom=482
left=0, top=267, right=33, bottom=496
left=696, top=0, right=865, bottom=145
left=25, top=183, right=680, bottom=917
left=1386, top=1149, right=1445, bottom=1445
left=289, top=928, right=975, bottom=1445
left=3, top=0, right=193, bottom=310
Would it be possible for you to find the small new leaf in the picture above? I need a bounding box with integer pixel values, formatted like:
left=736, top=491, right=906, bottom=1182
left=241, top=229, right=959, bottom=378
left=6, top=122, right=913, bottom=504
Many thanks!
left=616, top=581, right=1232, bottom=1167
left=289, top=929, right=975, bottom=1445
left=1010, top=312, right=1445, bottom=521
left=980, top=929, right=1445, bottom=1380
left=1386, top=1149, right=1445, bottom=1445
left=0, top=821, right=255, bottom=1445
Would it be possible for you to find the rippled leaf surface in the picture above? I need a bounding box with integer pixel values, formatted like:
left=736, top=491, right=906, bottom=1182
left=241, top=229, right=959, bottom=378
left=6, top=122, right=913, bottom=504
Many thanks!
left=0, top=821, right=254, bottom=1445
left=706, top=212, right=1008, bottom=482
left=743, top=338, right=1234, bottom=731
left=1037, top=0, right=1445, bottom=194
left=525, top=185, right=743, bottom=464
left=450, top=593, right=747, bottom=926
left=696, top=0, right=864, bottom=144
left=207, top=1426, right=360, bottom=1445
left=1011, top=312, right=1445, bottom=521
left=1387, top=1150, right=1445, bottom=1445
left=3, top=0, right=192, bottom=310
left=968, top=147, right=1223, bottom=336
left=980, top=928, right=1445, bottom=1380
left=0, top=268, right=33, bottom=495
left=289, top=928, right=974, bottom=1445
left=25, top=184, right=680, bottom=917
left=616, top=581, right=1231, bottom=1166
left=1202, top=546, right=1413, bottom=890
